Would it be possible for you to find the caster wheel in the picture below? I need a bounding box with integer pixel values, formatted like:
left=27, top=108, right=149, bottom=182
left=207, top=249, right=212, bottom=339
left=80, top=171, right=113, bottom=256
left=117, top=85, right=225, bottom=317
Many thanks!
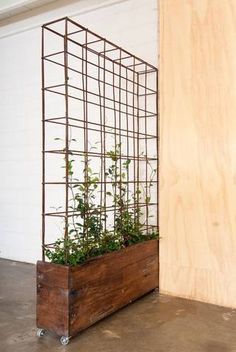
left=37, top=328, right=46, bottom=337
left=60, top=336, right=70, bottom=346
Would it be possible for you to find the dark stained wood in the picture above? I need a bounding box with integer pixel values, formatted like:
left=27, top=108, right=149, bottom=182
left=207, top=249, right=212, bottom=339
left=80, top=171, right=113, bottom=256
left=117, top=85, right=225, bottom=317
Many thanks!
left=36, top=239, right=159, bottom=337
left=36, top=262, right=69, bottom=336
left=37, top=261, right=69, bottom=288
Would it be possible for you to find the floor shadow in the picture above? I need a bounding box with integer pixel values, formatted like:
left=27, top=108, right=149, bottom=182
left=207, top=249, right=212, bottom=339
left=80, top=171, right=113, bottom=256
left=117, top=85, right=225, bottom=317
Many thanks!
left=205, top=341, right=230, bottom=352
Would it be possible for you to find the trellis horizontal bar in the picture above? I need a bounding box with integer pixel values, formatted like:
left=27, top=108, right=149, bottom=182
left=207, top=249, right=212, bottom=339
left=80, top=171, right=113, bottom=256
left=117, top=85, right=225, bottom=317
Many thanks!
left=44, top=88, right=156, bottom=119
left=43, top=202, right=157, bottom=217
left=138, top=69, right=157, bottom=75
left=83, top=38, right=103, bottom=47
left=41, top=16, right=67, bottom=27
left=43, top=149, right=158, bottom=161
left=43, top=180, right=158, bottom=185
left=114, top=55, right=132, bottom=62
left=68, top=29, right=84, bottom=36
left=43, top=226, right=158, bottom=248
left=44, top=117, right=157, bottom=140
left=127, top=62, right=144, bottom=68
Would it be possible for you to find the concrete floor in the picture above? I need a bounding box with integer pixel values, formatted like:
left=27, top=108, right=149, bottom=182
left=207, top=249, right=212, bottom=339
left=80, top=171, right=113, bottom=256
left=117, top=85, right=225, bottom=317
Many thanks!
left=1, top=259, right=236, bottom=352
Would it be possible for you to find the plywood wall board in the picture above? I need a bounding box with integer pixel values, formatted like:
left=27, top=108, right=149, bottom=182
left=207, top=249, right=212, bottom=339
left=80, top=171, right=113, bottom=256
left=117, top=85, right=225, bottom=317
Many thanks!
left=160, top=0, right=236, bottom=308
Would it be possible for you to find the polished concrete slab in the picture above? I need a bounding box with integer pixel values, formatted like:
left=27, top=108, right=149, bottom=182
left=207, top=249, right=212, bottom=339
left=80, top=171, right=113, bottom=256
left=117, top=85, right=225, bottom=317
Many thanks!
left=0, top=258, right=236, bottom=352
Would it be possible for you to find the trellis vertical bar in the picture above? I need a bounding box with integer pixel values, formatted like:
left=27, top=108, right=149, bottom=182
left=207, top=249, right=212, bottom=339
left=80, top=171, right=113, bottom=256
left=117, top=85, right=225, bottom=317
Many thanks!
left=125, top=68, right=129, bottom=208
left=118, top=50, right=122, bottom=220
left=136, top=73, right=140, bottom=227
left=156, top=70, right=159, bottom=233
left=41, top=26, right=45, bottom=261
left=98, top=55, right=103, bottom=232
left=156, top=69, right=159, bottom=283
left=144, top=67, right=148, bottom=234
left=112, top=61, right=117, bottom=229
left=82, top=30, right=89, bottom=243
left=132, top=58, right=136, bottom=225
left=64, top=19, right=69, bottom=255
left=102, top=41, right=107, bottom=231
left=98, top=54, right=104, bottom=231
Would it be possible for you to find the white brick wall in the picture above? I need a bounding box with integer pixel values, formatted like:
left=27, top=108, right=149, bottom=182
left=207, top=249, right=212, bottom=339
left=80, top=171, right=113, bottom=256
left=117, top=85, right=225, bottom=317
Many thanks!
left=0, top=0, right=158, bottom=263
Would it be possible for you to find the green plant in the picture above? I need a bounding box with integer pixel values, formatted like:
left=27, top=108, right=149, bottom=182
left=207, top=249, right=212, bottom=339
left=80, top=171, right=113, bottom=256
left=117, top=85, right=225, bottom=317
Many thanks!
left=45, top=140, right=158, bottom=266
left=107, top=143, right=158, bottom=246
left=45, top=238, right=86, bottom=265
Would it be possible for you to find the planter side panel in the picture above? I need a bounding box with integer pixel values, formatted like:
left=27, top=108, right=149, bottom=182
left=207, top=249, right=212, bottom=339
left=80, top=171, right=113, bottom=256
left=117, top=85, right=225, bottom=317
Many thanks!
left=69, top=240, right=158, bottom=336
left=36, top=261, right=69, bottom=337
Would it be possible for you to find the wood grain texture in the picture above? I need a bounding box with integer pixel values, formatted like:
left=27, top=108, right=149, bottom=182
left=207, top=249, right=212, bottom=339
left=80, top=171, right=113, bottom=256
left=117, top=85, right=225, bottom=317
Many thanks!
left=159, top=0, right=236, bottom=307
left=36, top=262, right=70, bottom=336
left=37, top=239, right=158, bottom=337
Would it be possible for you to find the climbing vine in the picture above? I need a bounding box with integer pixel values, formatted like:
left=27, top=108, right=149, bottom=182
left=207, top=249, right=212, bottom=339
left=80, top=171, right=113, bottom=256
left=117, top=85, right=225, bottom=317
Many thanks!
left=45, top=141, right=158, bottom=265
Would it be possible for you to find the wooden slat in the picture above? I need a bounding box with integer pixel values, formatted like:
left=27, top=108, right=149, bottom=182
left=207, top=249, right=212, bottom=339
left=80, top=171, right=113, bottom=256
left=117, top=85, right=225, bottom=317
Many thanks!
left=36, top=286, right=69, bottom=336
left=69, top=240, right=158, bottom=335
left=70, top=239, right=158, bottom=289
left=37, top=261, right=69, bottom=288
left=36, top=262, right=69, bottom=336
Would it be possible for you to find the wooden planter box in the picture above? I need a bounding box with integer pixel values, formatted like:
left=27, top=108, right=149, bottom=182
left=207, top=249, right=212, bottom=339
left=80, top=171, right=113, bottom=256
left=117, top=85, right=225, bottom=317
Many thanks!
left=36, top=239, right=158, bottom=339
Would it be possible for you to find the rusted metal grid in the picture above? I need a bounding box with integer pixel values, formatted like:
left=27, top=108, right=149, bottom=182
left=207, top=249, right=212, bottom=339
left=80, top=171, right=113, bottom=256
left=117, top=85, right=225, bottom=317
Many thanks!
left=41, top=17, right=158, bottom=261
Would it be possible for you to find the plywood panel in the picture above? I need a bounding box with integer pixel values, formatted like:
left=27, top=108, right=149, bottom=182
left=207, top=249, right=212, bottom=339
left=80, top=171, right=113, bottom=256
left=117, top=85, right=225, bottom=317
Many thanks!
left=159, top=0, right=236, bottom=307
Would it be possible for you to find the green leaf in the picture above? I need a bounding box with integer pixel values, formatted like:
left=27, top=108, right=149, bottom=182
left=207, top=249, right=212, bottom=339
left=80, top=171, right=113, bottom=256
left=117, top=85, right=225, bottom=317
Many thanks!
left=69, top=229, right=76, bottom=234
left=145, top=196, right=151, bottom=203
